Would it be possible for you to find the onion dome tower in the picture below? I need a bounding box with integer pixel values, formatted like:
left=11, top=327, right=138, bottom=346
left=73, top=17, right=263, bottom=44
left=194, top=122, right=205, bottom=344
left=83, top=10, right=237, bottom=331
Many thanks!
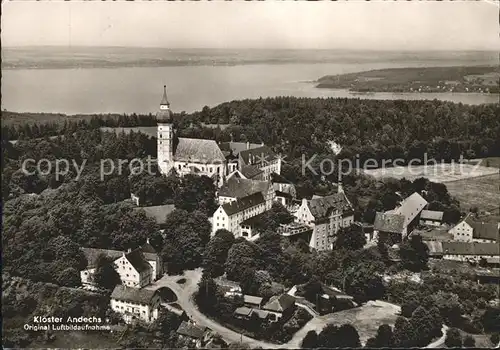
left=157, top=85, right=174, bottom=174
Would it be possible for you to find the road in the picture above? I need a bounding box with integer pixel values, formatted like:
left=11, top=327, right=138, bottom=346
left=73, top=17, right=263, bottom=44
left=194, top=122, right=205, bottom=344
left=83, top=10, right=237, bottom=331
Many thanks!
left=147, top=271, right=420, bottom=349
left=147, top=269, right=285, bottom=348
left=426, top=325, right=449, bottom=348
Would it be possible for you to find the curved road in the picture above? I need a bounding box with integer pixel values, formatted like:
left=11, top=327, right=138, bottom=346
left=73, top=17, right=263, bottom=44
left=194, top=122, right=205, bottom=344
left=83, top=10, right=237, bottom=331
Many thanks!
left=426, top=325, right=449, bottom=348
left=148, top=269, right=313, bottom=348
left=148, top=270, right=438, bottom=349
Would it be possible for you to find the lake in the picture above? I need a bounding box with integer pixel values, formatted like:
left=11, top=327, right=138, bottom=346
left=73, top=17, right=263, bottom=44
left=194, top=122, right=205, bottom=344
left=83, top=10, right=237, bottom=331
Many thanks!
left=2, top=48, right=499, bottom=114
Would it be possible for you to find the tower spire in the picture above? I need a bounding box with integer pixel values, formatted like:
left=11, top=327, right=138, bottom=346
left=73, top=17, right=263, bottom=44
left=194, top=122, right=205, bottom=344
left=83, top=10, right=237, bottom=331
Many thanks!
left=161, top=85, right=169, bottom=106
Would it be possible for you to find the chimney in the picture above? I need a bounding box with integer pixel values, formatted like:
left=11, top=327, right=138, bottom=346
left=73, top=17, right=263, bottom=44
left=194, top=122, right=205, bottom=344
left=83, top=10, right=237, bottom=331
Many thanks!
left=146, top=238, right=150, bottom=244
left=246, top=142, right=250, bottom=150
left=127, top=248, right=131, bottom=253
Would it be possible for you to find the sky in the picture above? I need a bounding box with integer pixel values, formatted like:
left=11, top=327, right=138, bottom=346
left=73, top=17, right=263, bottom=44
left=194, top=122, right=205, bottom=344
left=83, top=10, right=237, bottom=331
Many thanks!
left=1, top=1, right=499, bottom=51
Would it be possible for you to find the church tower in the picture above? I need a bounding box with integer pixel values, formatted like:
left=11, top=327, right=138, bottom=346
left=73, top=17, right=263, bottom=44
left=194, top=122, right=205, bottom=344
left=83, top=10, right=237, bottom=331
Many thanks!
left=157, top=85, right=174, bottom=175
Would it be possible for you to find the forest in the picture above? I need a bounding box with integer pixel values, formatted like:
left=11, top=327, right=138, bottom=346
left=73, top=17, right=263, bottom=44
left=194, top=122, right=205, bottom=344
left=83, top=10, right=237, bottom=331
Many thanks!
left=2, top=96, right=499, bottom=347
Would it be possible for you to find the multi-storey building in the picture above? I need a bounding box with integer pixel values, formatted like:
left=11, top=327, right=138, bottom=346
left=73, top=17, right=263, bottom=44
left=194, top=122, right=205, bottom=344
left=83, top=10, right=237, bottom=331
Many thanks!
left=110, top=285, right=160, bottom=324
left=294, top=186, right=355, bottom=251
left=211, top=192, right=267, bottom=239
left=449, top=213, right=499, bottom=243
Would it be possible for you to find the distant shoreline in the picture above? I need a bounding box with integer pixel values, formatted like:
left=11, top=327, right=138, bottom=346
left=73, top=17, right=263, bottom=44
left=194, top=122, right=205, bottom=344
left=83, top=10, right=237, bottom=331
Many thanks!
left=316, top=66, right=500, bottom=94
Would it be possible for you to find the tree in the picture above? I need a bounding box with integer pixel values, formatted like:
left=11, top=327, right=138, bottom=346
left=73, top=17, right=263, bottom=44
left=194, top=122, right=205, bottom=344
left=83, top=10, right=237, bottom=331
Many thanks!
left=445, top=328, right=462, bottom=348
left=410, top=306, right=440, bottom=346
left=393, top=316, right=415, bottom=348
left=337, top=324, right=361, bottom=348
left=253, top=202, right=294, bottom=233
left=154, top=310, right=182, bottom=341
left=373, top=324, right=393, bottom=348
left=463, top=335, right=475, bottom=347
left=334, top=224, right=367, bottom=251
left=344, top=263, right=385, bottom=303
left=317, top=324, right=340, bottom=348
left=195, top=273, right=220, bottom=314
left=301, top=330, right=318, bottom=348
left=399, top=234, right=429, bottom=272
left=174, top=174, right=216, bottom=214
left=203, top=229, right=235, bottom=278
left=224, top=241, right=261, bottom=281
left=432, top=291, right=463, bottom=326
left=255, top=232, right=284, bottom=277
left=480, top=308, right=500, bottom=333
left=92, top=255, right=121, bottom=290
left=302, top=276, right=323, bottom=307
left=55, top=267, right=81, bottom=287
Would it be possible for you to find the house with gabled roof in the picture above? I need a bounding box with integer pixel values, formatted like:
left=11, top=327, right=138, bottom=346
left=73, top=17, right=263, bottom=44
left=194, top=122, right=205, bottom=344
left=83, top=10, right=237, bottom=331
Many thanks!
left=217, top=177, right=275, bottom=210
left=262, top=294, right=296, bottom=322
left=238, top=145, right=281, bottom=181
left=425, top=240, right=500, bottom=266
left=419, top=210, right=444, bottom=226
left=114, top=248, right=153, bottom=288
left=211, top=192, right=267, bottom=240
left=140, top=238, right=163, bottom=281
left=449, top=213, right=499, bottom=243
left=293, top=186, right=355, bottom=251
left=80, top=243, right=157, bottom=288
left=176, top=321, right=209, bottom=348
left=110, top=285, right=160, bottom=324
left=80, top=248, right=124, bottom=287
left=374, top=192, right=428, bottom=243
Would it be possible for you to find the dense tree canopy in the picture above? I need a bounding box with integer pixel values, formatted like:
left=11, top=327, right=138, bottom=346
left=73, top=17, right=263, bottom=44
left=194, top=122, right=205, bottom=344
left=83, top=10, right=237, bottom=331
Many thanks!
left=334, top=224, right=367, bottom=251
left=399, top=234, right=430, bottom=272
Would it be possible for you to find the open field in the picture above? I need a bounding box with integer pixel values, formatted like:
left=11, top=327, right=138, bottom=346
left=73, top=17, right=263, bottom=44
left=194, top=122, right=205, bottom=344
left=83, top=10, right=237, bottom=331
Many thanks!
left=363, top=163, right=499, bottom=183
left=318, top=300, right=401, bottom=345
left=445, top=174, right=499, bottom=212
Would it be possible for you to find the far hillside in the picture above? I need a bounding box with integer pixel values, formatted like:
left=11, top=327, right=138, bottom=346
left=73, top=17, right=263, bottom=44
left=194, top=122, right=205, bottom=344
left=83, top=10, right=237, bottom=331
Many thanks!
left=316, top=66, right=500, bottom=93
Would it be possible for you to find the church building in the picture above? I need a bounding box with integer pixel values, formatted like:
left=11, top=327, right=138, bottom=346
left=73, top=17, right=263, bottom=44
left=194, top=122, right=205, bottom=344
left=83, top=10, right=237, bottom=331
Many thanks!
left=156, top=85, right=282, bottom=187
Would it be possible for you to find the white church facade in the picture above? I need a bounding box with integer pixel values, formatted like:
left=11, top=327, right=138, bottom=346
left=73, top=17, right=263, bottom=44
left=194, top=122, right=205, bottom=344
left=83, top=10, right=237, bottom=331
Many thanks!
left=156, top=85, right=282, bottom=187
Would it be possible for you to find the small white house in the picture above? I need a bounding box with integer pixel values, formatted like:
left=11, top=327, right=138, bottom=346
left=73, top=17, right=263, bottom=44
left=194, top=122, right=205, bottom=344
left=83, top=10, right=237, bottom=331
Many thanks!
left=114, top=249, right=153, bottom=288
left=449, top=213, right=499, bottom=243
left=81, top=246, right=156, bottom=289
left=110, top=285, right=160, bottom=324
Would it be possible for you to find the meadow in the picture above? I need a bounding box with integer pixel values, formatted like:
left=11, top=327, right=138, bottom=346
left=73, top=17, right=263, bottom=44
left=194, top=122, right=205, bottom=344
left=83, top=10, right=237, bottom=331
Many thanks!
left=362, top=163, right=498, bottom=183
left=445, top=174, right=499, bottom=212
